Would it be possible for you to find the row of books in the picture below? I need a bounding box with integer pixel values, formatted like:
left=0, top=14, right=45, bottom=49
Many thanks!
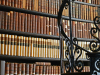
left=63, top=20, right=99, bottom=39
left=64, top=66, right=90, bottom=73
left=0, top=34, right=60, bottom=58
left=0, top=0, right=59, bottom=15
left=75, top=0, right=100, bottom=5
left=62, top=2, right=98, bottom=21
left=0, top=11, right=59, bottom=36
left=63, top=41, right=92, bottom=59
left=4, top=62, right=60, bottom=75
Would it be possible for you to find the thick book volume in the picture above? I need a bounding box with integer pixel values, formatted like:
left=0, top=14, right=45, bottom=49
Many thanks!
left=5, top=62, right=9, bottom=75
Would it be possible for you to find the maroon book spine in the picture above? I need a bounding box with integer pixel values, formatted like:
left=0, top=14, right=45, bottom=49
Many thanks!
left=32, top=15, right=35, bottom=33
left=24, top=14, right=27, bottom=32
left=27, top=14, right=30, bottom=32
left=21, top=13, right=25, bottom=32
left=18, top=12, right=21, bottom=31
left=30, top=14, right=33, bottom=33
left=37, top=16, right=40, bottom=34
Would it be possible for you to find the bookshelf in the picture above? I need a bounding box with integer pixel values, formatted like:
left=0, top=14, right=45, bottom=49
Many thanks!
left=0, top=0, right=99, bottom=74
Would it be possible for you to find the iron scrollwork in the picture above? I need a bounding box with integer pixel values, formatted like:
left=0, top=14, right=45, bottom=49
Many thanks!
left=58, top=0, right=100, bottom=73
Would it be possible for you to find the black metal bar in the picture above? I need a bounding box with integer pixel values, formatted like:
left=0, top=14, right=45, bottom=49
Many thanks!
left=0, top=55, right=60, bottom=63
left=74, top=1, right=99, bottom=7
left=0, top=29, right=59, bottom=39
left=69, top=0, right=74, bottom=72
left=63, top=59, right=90, bottom=62
left=0, top=5, right=94, bottom=23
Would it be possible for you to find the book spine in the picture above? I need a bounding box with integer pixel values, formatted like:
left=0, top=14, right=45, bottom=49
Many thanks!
left=22, top=63, right=25, bottom=75
left=24, top=14, right=27, bottom=32
left=23, top=36, right=25, bottom=56
left=48, top=66, right=51, bottom=75
left=41, top=38, right=43, bottom=57
left=33, top=38, right=36, bottom=57
left=35, top=15, right=37, bottom=33
left=8, top=35, right=11, bottom=55
left=4, top=34, right=8, bottom=55
left=15, top=12, right=18, bottom=31
left=17, top=36, right=20, bottom=56
left=10, top=63, right=14, bottom=75
left=11, top=35, right=14, bottom=56
left=43, top=39, right=45, bottom=58
left=32, top=64, right=36, bottom=75
left=35, top=66, right=39, bottom=75
left=1, top=11, right=5, bottom=29
left=36, top=38, right=38, bottom=57
left=20, top=36, right=23, bottom=56
left=46, top=66, right=48, bottom=75
left=25, top=64, right=29, bottom=75
left=18, top=12, right=21, bottom=31
left=30, top=14, right=32, bottom=33
left=37, top=16, right=40, bottom=34
left=28, top=37, right=31, bottom=57
left=32, top=15, right=36, bottom=33
left=5, top=62, right=10, bottom=75
left=29, top=64, right=33, bottom=75
left=25, top=37, right=28, bottom=57
left=21, top=13, right=25, bottom=32
left=14, top=63, right=17, bottom=75
left=46, top=17, right=49, bottom=35
left=17, top=63, right=22, bottom=75
left=31, top=37, right=33, bottom=57
left=27, top=14, right=30, bottom=32
left=45, top=39, right=47, bottom=58
left=1, top=34, right=5, bottom=55
left=14, top=0, right=18, bottom=7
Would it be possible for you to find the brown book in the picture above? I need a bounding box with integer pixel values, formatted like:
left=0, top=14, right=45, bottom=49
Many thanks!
left=75, top=3, right=78, bottom=18
left=32, top=64, right=36, bottom=75
left=17, top=63, right=22, bottom=75
left=78, top=4, right=81, bottom=19
left=24, top=13, right=27, bottom=32
left=13, top=11, right=16, bottom=31
left=15, top=12, right=18, bottom=31
left=10, top=11, right=14, bottom=30
left=86, top=5, right=89, bottom=20
left=90, top=6, right=93, bottom=21
left=49, top=18, right=52, bottom=35
left=10, top=63, right=14, bottom=75
left=53, top=66, right=56, bottom=75
left=28, top=0, right=31, bottom=10
left=25, top=64, right=29, bottom=74
left=35, top=15, right=38, bottom=33
left=31, top=0, right=34, bottom=11
left=8, top=0, right=11, bottom=6
left=43, top=17, right=46, bottom=34
left=46, top=17, right=49, bottom=35
left=4, top=12, right=8, bottom=30
left=72, top=2, right=75, bottom=18
left=39, top=66, right=43, bottom=75
left=27, top=14, right=30, bottom=32
left=29, top=64, right=33, bottom=75
left=4, top=34, right=8, bottom=55
left=0, top=11, right=2, bottom=29
left=52, top=18, right=54, bottom=35
left=48, top=66, right=51, bottom=75
left=46, top=66, right=48, bottom=75
left=21, top=13, right=25, bottom=32
left=35, top=66, right=39, bottom=75
left=18, top=12, right=21, bottom=31
left=1, top=11, right=5, bottom=29
left=5, top=62, right=10, bottom=75
left=14, top=0, right=18, bottom=7
left=18, top=0, right=20, bottom=8
left=11, top=0, right=14, bottom=7
left=37, top=16, right=40, bottom=34
left=21, top=63, right=25, bottom=75
left=32, top=15, right=36, bottom=33
left=75, top=21, right=77, bottom=38
left=84, top=5, right=86, bottom=20
left=43, top=66, right=46, bottom=74
left=14, top=63, right=18, bottom=75
left=30, top=14, right=32, bottom=33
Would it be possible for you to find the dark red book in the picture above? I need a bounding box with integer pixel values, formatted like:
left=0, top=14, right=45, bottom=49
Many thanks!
left=21, top=13, right=25, bottom=32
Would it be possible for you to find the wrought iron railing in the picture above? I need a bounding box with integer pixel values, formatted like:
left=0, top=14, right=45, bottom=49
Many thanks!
left=58, top=0, right=100, bottom=74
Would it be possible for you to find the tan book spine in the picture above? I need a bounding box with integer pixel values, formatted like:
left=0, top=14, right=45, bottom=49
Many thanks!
left=33, top=38, right=36, bottom=57
left=1, top=34, right=5, bottom=55
left=54, top=40, right=56, bottom=58
left=52, top=40, right=54, bottom=58
left=48, top=39, right=50, bottom=58
left=57, top=40, right=60, bottom=58
left=45, top=39, right=47, bottom=58
left=56, top=40, right=58, bottom=58
left=36, top=38, right=38, bottom=57
left=22, top=36, right=25, bottom=56
left=25, top=37, right=28, bottom=57
left=50, top=39, right=52, bottom=58
left=43, top=39, right=45, bottom=58
left=4, top=34, right=8, bottom=55
left=0, top=34, right=1, bottom=54
left=41, top=38, right=44, bottom=57
left=8, top=35, right=11, bottom=55
left=20, top=36, right=23, bottom=56
left=17, top=36, right=20, bottom=56
left=13, top=35, right=17, bottom=56
left=38, top=38, right=41, bottom=57
left=28, top=37, right=31, bottom=57
left=31, top=37, right=34, bottom=57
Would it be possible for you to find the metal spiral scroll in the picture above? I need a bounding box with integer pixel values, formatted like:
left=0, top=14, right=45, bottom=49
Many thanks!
left=89, top=16, right=100, bottom=52
left=58, top=0, right=84, bottom=72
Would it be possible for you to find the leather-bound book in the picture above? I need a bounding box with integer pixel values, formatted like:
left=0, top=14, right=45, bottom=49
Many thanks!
left=75, top=21, right=77, bottom=38
left=35, top=66, right=39, bottom=75
left=15, top=12, right=18, bottom=31
left=25, top=64, right=29, bottom=75
left=8, top=0, right=11, bottom=6
left=28, top=37, right=31, bottom=57
left=0, top=11, right=2, bottom=29
left=72, top=2, right=75, bottom=18
left=20, top=36, right=23, bottom=56
left=38, top=38, right=41, bottom=57
left=11, top=35, right=14, bottom=56
left=46, top=66, right=48, bottom=75
left=11, top=0, right=14, bottom=7
left=10, top=63, right=14, bottom=75
left=24, top=14, right=27, bottom=32
left=4, top=34, right=8, bottom=55
left=29, top=64, right=33, bottom=75
left=4, top=12, right=8, bottom=30
left=28, top=0, right=31, bottom=10
left=1, top=34, right=5, bottom=55
left=30, top=14, right=32, bottom=33
left=39, top=66, right=43, bottom=75
left=31, top=37, right=34, bottom=57
left=31, top=0, right=34, bottom=11
left=21, top=13, right=25, bottom=32
left=86, top=5, right=89, bottom=20
left=18, top=0, right=20, bottom=8
left=17, top=36, right=20, bottom=56
left=32, top=64, right=36, bottom=75
left=46, top=17, right=49, bottom=35
left=21, top=63, right=25, bottom=75
left=35, top=15, right=37, bottom=33
left=13, top=12, right=16, bottom=31
left=14, top=63, right=18, bottom=75
left=5, top=62, right=10, bottom=75
left=14, top=0, right=18, bottom=7
left=37, top=16, right=40, bottom=34
left=27, top=14, right=30, bottom=32
left=84, top=5, right=86, bottom=20
left=33, top=38, right=36, bottom=57
left=32, top=15, right=36, bottom=33
left=78, top=3, right=81, bottom=19
left=1, top=11, right=4, bottom=29
left=18, top=12, right=21, bottom=31
left=72, top=21, right=75, bottom=37
left=14, top=35, right=17, bottom=56
left=25, top=37, right=28, bottom=57
left=8, top=35, right=11, bottom=55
